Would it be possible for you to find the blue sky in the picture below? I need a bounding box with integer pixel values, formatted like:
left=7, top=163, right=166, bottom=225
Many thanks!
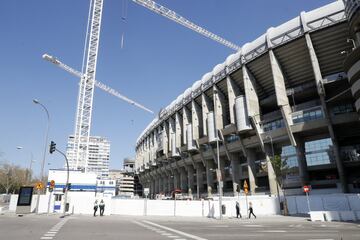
left=0, top=0, right=334, bottom=177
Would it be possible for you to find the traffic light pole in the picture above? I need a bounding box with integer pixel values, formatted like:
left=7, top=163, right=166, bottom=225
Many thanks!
left=47, top=190, right=52, bottom=214
left=52, top=147, right=69, bottom=218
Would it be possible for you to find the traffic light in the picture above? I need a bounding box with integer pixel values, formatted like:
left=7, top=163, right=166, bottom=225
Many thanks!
left=67, top=183, right=72, bottom=191
left=49, top=180, right=55, bottom=189
left=236, top=184, right=240, bottom=193
left=49, top=141, right=56, bottom=154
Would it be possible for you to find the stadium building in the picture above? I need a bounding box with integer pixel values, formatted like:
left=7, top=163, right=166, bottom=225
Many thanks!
left=135, top=1, right=360, bottom=199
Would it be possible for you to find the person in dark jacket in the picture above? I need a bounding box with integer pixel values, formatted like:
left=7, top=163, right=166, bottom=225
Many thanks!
left=99, top=199, right=105, bottom=216
left=235, top=201, right=242, bottom=218
left=93, top=200, right=98, bottom=217
left=248, top=202, right=256, bottom=219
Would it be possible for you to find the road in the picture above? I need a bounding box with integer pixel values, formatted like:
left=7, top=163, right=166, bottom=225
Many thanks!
left=0, top=214, right=359, bottom=240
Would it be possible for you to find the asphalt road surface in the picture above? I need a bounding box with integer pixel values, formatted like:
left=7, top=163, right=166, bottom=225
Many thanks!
left=0, top=214, right=360, bottom=240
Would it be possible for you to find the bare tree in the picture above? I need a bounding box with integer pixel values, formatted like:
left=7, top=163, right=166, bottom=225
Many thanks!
left=0, top=163, right=28, bottom=194
left=0, top=163, right=16, bottom=194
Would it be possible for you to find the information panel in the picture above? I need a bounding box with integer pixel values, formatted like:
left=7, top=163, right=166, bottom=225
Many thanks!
left=17, top=186, right=33, bottom=206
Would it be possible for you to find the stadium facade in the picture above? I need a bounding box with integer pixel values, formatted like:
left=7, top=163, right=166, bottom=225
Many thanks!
left=135, top=1, right=360, bottom=198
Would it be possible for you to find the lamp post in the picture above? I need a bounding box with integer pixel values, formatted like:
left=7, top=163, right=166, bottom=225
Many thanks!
left=16, top=146, right=35, bottom=184
left=213, top=89, right=223, bottom=220
left=33, top=99, right=50, bottom=214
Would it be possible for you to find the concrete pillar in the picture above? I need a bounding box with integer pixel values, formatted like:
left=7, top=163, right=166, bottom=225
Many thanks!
left=201, top=93, right=212, bottom=137
left=242, top=65, right=265, bottom=151
left=247, top=149, right=258, bottom=194
left=151, top=177, right=156, bottom=198
left=173, top=169, right=180, bottom=189
left=175, top=112, right=182, bottom=148
left=158, top=174, right=163, bottom=193
left=155, top=175, right=159, bottom=194
left=295, top=136, right=309, bottom=186
left=166, top=173, right=171, bottom=194
left=180, top=167, right=188, bottom=192
left=213, top=85, right=226, bottom=129
left=168, top=173, right=174, bottom=193
left=196, top=163, right=205, bottom=198
left=304, top=32, right=347, bottom=192
left=264, top=144, right=279, bottom=196
left=161, top=173, right=166, bottom=193
left=242, top=65, right=261, bottom=120
left=169, top=118, right=176, bottom=155
left=226, top=76, right=241, bottom=124
left=187, top=165, right=195, bottom=196
left=192, top=100, right=202, bottom=139
left=183, top=107, right=191, bottom=145
left=206, top=159, right=215, bottom=196
left=163, top=122, right=169, bottom=155
left=230, top=154, right=241, bottom=195
left=268, top=49, right=296, bottom=147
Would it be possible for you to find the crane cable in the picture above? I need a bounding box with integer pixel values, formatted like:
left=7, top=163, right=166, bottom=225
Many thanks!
left=81, top=0, right=94, bottom=73
left=121, top=0, right=128, bottom=49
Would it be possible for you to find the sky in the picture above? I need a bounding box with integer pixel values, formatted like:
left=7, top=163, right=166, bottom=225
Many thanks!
left=0, top=0, right=334, bottom=177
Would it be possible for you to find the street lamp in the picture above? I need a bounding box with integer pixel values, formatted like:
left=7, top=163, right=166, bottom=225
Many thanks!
left=213, top=89, right=223, bottom=220
left=33, top=99, right=50, bottom=214
left=16, top=146, right=35, bottom=184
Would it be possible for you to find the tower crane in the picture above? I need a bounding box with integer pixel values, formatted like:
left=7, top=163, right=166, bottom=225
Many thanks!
left=131, top=0, right=241, bottom=52
left=73, top=0, right=103, bottom=171
left=42, top=53, right=154, bottom=114
left=45, top=0, right=239, bottom=173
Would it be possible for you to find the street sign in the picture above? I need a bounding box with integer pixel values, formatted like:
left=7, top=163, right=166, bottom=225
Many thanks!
left=50, top=180, right=55, bottom=189
left=243, top=180, right=248, bottom=189
left=243, top=180, right=249, bottom=194
left=303, top=185, right=311, bottom=193
left=36, top=182, right=44, bottom=190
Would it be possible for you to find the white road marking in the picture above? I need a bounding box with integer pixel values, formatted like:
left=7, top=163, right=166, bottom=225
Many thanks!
left=167, top=236, right=180, bottom=238
left=40, top=218, right=69, bottom=240
left=306, top=239, right=334, bottom=240
left=259, top=230, right=287, bottom=233
left=161, top=233, right=172, bottom=236
left=210, top=225, right=229, bottom=228
left=44, top=234, right=56, bottom=237
left=143, top=220, right=208, bottom=240
left=243, top=225, right=263, bottom=227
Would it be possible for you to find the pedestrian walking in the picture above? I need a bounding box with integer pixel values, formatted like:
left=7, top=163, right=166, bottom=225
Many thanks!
left=93, top=200, right=98, bottom=217
left=235, top=201, right=242, bottom=218
left=99, top=199, right=105, bottom=216
left=248, top=202, right=256, bottom=219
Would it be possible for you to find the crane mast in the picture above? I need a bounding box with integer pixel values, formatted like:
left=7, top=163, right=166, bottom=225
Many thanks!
left=74, top=0, right=104, bottom=172
left=131, top=0, right=241, bottom=51
left=42, top=54, right=154, bottom=114
left=46, top=0, right=239, bottom=174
